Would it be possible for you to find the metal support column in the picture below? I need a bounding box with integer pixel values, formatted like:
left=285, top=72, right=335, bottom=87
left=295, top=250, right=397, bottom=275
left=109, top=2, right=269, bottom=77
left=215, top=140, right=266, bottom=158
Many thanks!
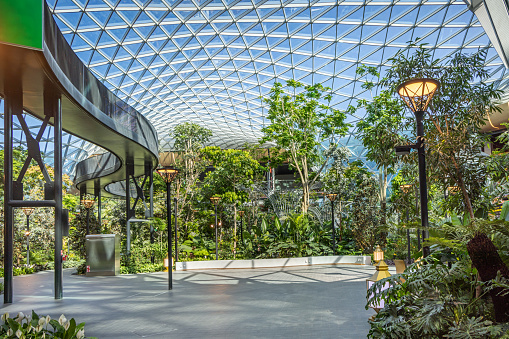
left=167, top=182, right=173, bottom=290
left=174, top=197, right=178, bottom=263
left=415, top=111, right=430, bottom=258
left=50, top=91, right=64, bottom=300
left=3, top=79, right=20, bottom=304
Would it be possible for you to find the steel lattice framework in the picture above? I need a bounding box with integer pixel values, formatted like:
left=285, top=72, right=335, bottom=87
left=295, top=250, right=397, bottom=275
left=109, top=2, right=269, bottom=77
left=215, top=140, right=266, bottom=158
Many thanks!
left=1, top=0, right=508, bottom=174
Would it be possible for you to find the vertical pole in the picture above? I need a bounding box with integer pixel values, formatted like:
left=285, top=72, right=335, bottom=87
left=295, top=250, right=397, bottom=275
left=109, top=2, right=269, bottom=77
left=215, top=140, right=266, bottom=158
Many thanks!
left=415, top=111, right=430, bottom=258
left=150, top=171, right=154, bottom=264
left=167, top=182, right=173, bottom=290
left=53, top=94, right=63, bottom=300
left=26, top=215, right=30, bottom=265
left=331, top=199, right=336, bottom=255
left=4, top=79, right=20, bottom=304
left=406, top=208, right=410, bottom=262
left=174, top=197, right=178, bottom=263
left=215, top=204, right=218, bottom=260
left=86, top=208, right=90, bottom=235
left=97, top=189, right=102, bottom=231
left=126, top=165, right=131, bottom=259
left=240, top=216, right=243, bottom=245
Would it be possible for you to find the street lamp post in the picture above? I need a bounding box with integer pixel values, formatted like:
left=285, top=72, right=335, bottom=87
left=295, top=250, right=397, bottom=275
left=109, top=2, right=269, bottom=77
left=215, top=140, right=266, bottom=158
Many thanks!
left=21, top=207, right=34, bottom=265
left=325, top=193, right=338, bottom=255
left=156, top=166, right=180, bottom=290
left=81, top=199, right=95, bottom=235
left=238, top=210, right=244, bottom=245
left=210, top=197, right=221, bottom=260
left=397, top=78, right=439, bottom=258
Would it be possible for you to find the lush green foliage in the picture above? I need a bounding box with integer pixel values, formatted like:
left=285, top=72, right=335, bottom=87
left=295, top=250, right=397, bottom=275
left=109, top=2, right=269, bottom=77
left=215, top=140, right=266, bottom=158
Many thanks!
left=261, top=80, right=350, bottom=212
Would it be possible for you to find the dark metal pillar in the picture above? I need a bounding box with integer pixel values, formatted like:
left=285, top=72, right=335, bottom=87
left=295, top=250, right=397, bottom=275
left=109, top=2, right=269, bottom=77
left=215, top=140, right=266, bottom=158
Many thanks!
left=406, top=208, right=411, bottom=262
left=167, top=182, right=173, bottom=290
left=86, top=208, right=91, bottom=235
left=26, top=215, right=30, bottom=265
left=240, top=216, right=244, bottom=245
left=149, top=170, right=154, bottom=264
left=214, top=204, right=218, bottom=260
left=415, top=111, right=430, bottom=258
left=51, top=93, right=63, bottom=300
left=126, top=163, right=132, bottom=256
left=96, top=185, right=102, bottom=230
left=3, top=83, right=19, bottom=304
left=331, top=199, right=336, bottom=255
left=174, top=197, right=178, bottom=263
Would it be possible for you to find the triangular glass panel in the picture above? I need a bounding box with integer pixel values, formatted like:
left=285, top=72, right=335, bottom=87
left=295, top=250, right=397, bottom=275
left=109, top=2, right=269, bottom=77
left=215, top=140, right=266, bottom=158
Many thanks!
left=71, top=34, right=91, bottom=49
left=125, top=42, right=143, bottom=54
left=81, top=30, right=102, bottom=46
left=160, top=11, right=178, bottom=23
left=98, top=46, right=118, bottom=61
left=313, top=56, right=330, bottom=70
left=419, top=8, right=446, bottom=25
left=338, top=45, right=359, bottom=62
left=175, top=24, right=192, bottom=36
left=287, top=22, right=307, bottom=35
left=118, top=10, right=141, bottom=25
left=361, top=25, right=381, bottom=41
left=79, top=13, right=101, bottom=30
left=135, top=25, right=155, bottom=39
left=187, top=22, right=204, bottom=34
left=115, top=46, right=131, bottom=60
left=437, top=27, right=464, bottom=46
left=363, top=5, right=386, bottom=21
left=341, top=27, right=361, bottom=43
left=366, top=28, right=387, bottom=44
left=160, top=23, right=180, bottom=36
left=89, top=10, right=112, bottom=27
left=369, top=7, right=392, bottom=24
left=312, top=23, right=331, bottom=37
left=213, top=21, right=232, bottom=32
left=124, top=28, right=143, bottom=43
left=147, top=10, right=168, bottom=23
left=108, top=27, right=128, bottom=41
left=262, top=20, right=280, bottom=34
left=76, top=50, right=93, bottom=64
left=447, top=11, right=473, bottom=26
left=175, top=10, right=196, bottom=20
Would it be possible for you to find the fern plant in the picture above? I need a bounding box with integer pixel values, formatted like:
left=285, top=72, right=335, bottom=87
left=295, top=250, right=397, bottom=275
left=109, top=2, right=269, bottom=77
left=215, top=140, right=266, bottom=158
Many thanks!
left=366, top=257, right=509, bottom=338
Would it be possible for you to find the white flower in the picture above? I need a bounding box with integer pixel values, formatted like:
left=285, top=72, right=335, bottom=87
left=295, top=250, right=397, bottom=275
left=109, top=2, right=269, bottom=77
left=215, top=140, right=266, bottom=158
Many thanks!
left=76, top=328, right=85, bottom=339
left=38, top=318, right=46, bottom=326
left=64, top=321, right=70, bottom=331
left=15, top=329, right=22, bottom=338
left=7, top=328, right=13, bottom=336
left=1, top=313, right=9, bottom=322
left=45, top=315, right=51, bottom=324
left=27, top=325, right=33, bottom=334
left=15, top=312, right=24, bottom=323
left=35, top=324, right=43, bottom=332
left=58, top=314, right=67, bottom=326
left=42, top=333, right=46, bottom=339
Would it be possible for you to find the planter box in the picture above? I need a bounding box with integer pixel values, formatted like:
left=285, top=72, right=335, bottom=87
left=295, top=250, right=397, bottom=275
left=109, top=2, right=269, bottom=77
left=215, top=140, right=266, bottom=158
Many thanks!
left=175, top=255, right=371, bottom=271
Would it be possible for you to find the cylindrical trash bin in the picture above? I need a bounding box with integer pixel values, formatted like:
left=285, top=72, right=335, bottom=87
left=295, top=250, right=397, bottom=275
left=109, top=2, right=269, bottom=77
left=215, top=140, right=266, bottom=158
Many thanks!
left=86, top=234, right=120, bottom=276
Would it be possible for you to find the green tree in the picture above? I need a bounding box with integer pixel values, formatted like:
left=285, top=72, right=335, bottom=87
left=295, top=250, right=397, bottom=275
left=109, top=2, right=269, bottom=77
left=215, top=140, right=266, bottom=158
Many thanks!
left=381, top=43, right=502, bottom=219
left=261, top=80, right=350, bottom=213
left=352, top=65, right=406, bottom=231
left=170, top=122, right=212, bottom=234
left=201, top=147, right=265, bottom=252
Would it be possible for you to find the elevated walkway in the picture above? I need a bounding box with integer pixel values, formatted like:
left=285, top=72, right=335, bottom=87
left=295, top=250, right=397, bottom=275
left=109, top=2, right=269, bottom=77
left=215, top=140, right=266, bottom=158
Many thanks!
left=0, top=3, right=158, bottom=197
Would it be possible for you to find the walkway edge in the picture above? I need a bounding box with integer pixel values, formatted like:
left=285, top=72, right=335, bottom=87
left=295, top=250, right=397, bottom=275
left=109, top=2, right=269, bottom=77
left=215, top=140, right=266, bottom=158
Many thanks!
left=176, top=255, right=371, bottom=271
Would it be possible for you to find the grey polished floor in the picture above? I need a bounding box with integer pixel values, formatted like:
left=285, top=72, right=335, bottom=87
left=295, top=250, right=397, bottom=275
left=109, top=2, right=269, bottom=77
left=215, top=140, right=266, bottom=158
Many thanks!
left=1, top=265, right=382, bottom=338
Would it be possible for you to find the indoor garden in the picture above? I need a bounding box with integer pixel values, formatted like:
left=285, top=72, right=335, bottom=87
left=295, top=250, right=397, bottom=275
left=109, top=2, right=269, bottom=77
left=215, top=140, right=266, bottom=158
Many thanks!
left=1, top=42, right=509, bottom=338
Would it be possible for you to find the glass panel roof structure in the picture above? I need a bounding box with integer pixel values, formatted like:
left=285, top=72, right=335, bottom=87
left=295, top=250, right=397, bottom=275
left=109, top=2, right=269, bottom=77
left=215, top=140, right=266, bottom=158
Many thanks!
left=2, top=0, right=509, bottom=175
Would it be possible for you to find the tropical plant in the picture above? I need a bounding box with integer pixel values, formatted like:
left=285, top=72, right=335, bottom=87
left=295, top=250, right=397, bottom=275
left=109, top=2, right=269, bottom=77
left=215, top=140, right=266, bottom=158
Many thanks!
left=261, top=79, right=350, bottom=213
left=0, top=311, right=93, bottom=338
left=381, top=41, right=502, bottom=219
left=367, top=257, right=509, bottom=338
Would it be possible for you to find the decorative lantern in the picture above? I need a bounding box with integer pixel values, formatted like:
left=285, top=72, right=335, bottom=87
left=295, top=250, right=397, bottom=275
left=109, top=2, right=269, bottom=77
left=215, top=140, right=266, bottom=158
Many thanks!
left=373, top=245, right=384, bottom=263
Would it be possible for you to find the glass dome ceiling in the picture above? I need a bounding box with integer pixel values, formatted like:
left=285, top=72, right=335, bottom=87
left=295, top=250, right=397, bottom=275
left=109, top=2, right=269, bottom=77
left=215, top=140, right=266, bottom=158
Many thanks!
left=2, top=0, right=509, bottom=175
